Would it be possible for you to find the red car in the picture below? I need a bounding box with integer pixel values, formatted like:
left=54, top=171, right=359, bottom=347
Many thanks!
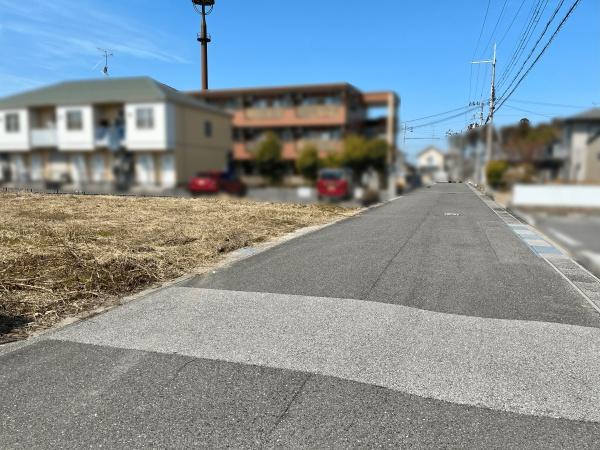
left=316, top=168, right=353, bottom=201
left=188, top=171, right=247, bottom=196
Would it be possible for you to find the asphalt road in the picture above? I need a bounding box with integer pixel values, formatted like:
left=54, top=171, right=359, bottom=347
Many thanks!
left=2, top=183, right=600, bottom=448
left=530, top=213, right=600, bottom=277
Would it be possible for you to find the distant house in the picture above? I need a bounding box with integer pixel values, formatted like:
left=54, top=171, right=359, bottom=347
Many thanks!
left=564, top=108, right=600, bottom=182
left=0, top=77, right=232, bottom=189
left=416, top=146, right=447, bottom=184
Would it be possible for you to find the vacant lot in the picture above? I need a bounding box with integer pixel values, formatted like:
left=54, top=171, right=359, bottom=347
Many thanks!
left=0, top=192, right=354, bottom=342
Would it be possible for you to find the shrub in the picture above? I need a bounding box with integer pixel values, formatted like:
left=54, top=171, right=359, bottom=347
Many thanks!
left=486, top=160, right=509, bottom=189
left=296, top=144, right=320, bottom=181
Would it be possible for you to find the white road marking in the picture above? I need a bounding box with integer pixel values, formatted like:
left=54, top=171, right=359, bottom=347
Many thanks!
left=53, top=287, right=600, bottom=423
left=548, top=228, right=581, bottom=248
left=525, top=239, right=552, bottom=247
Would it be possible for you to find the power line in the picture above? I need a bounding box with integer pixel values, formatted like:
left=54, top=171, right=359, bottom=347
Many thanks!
left=497, top=0, right=549, bottom=89
left=403, top=105, right=475, bottom=123
left=503, top=103, right=556, bottom=118
left=470, top=0, right=492, bottom=103
left=510, top=99, right=595, bottom=109
left=498, top=0, right=566, bottom=96
left=497, top=0, right=528, bottom=47
left=496, top=0, right=583, bottom=113
left=409, top=107, right=479, bottom=130
left=479, top=0, right=509, bottom=59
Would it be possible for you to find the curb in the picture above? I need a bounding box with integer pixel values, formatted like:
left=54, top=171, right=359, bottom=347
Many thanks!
left=467, top=184, right=600, bottom=315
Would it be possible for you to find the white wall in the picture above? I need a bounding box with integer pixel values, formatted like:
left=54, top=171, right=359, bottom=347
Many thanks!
left=513, top=184, right=600, bottom=208
left=56, top=105, right=95, bottom=151
left=125, top=102, right=170, bottom=151
left=417, top=149, right=445, bottom=170
left=0, top=109, right=30, bottom=151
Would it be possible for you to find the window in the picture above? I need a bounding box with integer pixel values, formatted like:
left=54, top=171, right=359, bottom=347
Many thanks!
left=136, top=107, right=154, bottom=129
left=66, top=111, right=83, bottom=131
left=204, top=120, right=213, bottom=138
left=5, top=113, right=19, bottom=133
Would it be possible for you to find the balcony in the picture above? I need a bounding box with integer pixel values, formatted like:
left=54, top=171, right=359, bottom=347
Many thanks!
left=95, top=126, right=125, bottom=150
left=232, top=139, right=343, bottom=161
left=30, top=128, right=58, bottom=147
left=296, top=105, right=343, bottom=119
left=234, top=105, right=346, bottom=127
left=245, top=108, right=285, bottom=120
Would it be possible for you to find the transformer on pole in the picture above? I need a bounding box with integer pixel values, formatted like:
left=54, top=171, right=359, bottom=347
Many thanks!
left=192, top=0, right=215, bottom=91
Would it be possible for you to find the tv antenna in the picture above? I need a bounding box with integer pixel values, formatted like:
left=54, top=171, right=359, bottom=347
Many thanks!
left=93, top=48, right=114, bottom=77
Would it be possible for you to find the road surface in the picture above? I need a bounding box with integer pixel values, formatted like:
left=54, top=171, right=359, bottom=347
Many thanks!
left=2, top=183, right=600, bottom=448
left=529, top=213, right=600, bottom=278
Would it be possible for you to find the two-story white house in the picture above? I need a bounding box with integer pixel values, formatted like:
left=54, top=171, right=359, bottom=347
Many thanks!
left=564, top=108, right=600, bottom=182
left=0, top=77, right=232, bottom=189
left=416, top=146, right=447, bottom=183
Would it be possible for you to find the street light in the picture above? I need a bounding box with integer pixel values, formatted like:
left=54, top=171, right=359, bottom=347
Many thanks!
left=192, top=0, right=215, bottom=91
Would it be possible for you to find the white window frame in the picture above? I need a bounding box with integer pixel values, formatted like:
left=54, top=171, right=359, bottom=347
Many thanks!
left=66, top=110, right=83, bottom=131
left=5, top=113, right=20, bottom=133
left=136, top=107, right=155, bottom=130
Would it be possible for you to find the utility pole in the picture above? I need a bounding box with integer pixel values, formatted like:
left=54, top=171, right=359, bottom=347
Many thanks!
left=471, top=43, right=496, bottom=186
left=192, top=0, right=215, bottom=90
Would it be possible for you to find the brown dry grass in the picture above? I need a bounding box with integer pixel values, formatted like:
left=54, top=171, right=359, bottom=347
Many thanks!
left=0, top=192, right=355, bottom=343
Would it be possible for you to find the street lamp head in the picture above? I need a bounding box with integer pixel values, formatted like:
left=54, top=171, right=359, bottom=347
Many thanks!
left=192, top=0, right=215, bottom=14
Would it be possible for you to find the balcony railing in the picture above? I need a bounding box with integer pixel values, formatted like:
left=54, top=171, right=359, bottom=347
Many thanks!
left=95, top=126, right=125, bottom=150
left=244, top=108, right=285, bottom=120
left=296, top=105, right=343, bottom=119
left=30, top=128, right=57, bottom=147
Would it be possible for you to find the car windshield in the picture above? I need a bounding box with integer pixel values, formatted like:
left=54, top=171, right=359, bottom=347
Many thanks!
left=195, top=172, right=220, bottom=179
left=319, top=171, right=343, bottom=180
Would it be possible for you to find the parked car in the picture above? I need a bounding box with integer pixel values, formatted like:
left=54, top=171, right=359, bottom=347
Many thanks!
left=188, top=171, right=247, bottom=196
left=316, top=168, right=353, bottom=201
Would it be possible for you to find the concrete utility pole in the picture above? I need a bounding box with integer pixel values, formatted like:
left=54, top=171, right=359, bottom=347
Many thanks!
left=192, top=0, right=215, bottom=90
left=471, top=43, right=496, bottom=186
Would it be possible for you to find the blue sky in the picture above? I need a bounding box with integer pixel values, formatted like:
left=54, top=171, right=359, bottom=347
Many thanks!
left=1, top=0, right=598, bottom=160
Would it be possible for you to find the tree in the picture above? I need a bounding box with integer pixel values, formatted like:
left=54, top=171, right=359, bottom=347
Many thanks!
left=320, top=152, right=343, bottom=169
left=296, top=144, right=320, bottom=180
left=486, top=160, right=509, bottom=189
left=365, top=138, right=388, bottom=170
left=340, top=135, right=389, bottom=179
left=254, top=132, right=283, bottom=182
left=500, top=120, right=561, bottom=164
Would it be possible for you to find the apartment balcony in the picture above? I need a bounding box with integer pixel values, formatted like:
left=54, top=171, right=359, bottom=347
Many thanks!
left=232, top=139, right=343, bottom=161
left=296, top=105, right=343, bottom=120
left=95, top=126, right=125, bottom=150
left=234, top=105, right=346, bottom=127
left=245, top=108, right=285, bottom=120
left=233, top=141, right=299, bottom=161
left=30, top=128, right=58, bottom=147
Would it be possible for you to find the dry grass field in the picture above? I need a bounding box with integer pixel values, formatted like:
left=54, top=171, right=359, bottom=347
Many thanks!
left=0, top=192, right=355, bottom=343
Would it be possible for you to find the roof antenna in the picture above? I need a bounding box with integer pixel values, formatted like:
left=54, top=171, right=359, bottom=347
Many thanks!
left=93, top=48, right=114, bottom=77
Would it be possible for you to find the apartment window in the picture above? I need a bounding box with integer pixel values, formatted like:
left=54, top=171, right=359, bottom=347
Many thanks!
left=66, top=111, right=83, bottom=131
left=204, top=120, right=213, bottom=138
left=5, top=113, right=20, bottom=133
left=136, top=107, right=154, bottom=129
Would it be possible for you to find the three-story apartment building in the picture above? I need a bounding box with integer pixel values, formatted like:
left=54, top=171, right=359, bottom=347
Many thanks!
left=0, top=77, right=232, bottom=189
left=192, top=83, right=400, bottom=175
